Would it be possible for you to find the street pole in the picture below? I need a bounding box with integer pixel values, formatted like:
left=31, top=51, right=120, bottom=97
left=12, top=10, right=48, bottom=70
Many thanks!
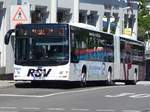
left=107, top=13, right=111, bottom=34
left=50, top=0, right=57, bottom=23
left=73, top=0, right=79, bottom=23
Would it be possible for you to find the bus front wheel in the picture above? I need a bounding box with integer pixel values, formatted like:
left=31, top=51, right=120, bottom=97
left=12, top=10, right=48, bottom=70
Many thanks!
left=80, top=72, right=87, bottom=87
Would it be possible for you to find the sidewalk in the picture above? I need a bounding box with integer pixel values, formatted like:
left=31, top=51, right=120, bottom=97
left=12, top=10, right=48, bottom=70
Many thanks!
left=136, top=81, right=150, bottom=85
left=0, top=80, right=15, bottom=88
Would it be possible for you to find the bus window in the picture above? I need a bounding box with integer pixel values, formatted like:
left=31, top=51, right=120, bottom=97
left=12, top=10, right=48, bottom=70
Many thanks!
left=31, top=45, right=45, bottom=60
left=71, top=51, right=79, bottom=63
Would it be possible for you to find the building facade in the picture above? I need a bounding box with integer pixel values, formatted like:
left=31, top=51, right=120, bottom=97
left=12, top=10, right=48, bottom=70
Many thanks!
left=0, top=0, right=139, bottom=79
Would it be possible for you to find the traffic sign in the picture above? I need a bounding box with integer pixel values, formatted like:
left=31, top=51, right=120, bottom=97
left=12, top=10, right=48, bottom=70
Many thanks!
left=11, top=5, right=30, bottom=29
left=13, top=7, right=27, bottom=21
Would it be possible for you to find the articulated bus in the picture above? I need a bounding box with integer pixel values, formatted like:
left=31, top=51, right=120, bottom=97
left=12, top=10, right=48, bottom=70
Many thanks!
left=4, top=23, right=145, bottom=86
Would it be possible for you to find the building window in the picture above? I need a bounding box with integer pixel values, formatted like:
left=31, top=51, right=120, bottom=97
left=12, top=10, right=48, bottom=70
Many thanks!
left=57, top=9, right=71, bottom=23
left=87, top=11, right=97, bottom=26
left=17, top=0, right=22, bottom=5
left=104, top=4, right=112, bottom=10
left=79, top=10, right=87, bottom=23
left=31, top=6, right=48, bottom=23
left=31, top=10, right=42, bottom=23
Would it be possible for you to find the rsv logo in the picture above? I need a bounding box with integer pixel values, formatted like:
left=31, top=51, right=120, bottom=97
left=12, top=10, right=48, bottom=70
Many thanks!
left=27, top=68, right=51, bottom=77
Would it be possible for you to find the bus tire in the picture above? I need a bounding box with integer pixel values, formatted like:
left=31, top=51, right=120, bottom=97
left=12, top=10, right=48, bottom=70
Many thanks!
left=125, top=69, right=137, bottom=85
left=107, top=67, right=114, bottom=85
left=131, top=69, right=138, bottom=85
left=80, top=66, right=87, bottom=87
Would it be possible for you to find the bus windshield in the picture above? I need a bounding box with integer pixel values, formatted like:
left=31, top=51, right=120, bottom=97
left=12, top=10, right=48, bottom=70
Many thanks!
left=15, top=36, right=69, bottom=66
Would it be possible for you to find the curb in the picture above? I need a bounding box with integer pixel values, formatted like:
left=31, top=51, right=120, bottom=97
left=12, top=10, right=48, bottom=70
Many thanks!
left=0, top=81, right=15, bottom=88
left=137, top=81, right=150, bottom=85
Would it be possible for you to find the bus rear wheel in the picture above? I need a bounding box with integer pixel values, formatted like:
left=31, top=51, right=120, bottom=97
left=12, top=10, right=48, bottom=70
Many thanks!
left=132, top=69, right=138, bottom=85
left=125, top=71, right=137, bottom=85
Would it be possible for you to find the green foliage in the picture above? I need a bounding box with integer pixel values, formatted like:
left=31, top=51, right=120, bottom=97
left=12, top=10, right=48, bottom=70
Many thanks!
left=138, top=0, right=150, bottom=40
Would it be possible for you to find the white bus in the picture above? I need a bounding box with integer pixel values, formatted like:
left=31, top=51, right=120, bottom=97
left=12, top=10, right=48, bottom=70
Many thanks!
left=5, top=23, right=145, bottom=86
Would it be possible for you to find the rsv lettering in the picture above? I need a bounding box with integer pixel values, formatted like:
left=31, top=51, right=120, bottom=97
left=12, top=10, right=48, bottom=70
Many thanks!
left=27, top=69, right=51, bottom=77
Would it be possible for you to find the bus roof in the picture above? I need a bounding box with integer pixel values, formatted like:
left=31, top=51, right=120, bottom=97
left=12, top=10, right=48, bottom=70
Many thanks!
left=69, top=23, right=100, bottom=32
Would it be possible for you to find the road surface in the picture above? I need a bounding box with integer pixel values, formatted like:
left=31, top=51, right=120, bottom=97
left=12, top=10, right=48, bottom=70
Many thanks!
left=0, top=82, right=150, bottom=112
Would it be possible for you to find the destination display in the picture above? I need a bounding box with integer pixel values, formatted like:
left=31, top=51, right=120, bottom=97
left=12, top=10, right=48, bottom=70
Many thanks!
left=31, top=28, right=65, bottom=36
left=16, top=24, right=68, bottom=37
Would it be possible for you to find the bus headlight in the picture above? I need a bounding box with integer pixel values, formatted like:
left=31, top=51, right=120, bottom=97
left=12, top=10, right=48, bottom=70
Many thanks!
left=59, top=71, right=69, bottom=75
left=59, top=71, right=69, bottom=79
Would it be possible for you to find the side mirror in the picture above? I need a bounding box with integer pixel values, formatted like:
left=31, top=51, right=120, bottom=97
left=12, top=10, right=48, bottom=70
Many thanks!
left=4, top=29, right=15, bottom=45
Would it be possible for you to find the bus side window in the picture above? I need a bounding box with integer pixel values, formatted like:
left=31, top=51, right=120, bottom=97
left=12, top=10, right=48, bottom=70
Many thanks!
left=71, top=51, right=79, bottom=63
left=71, top=32, right=79, bottom=63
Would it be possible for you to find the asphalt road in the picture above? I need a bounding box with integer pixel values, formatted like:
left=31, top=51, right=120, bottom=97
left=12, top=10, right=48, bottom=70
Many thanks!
left=0, top=82, right=150, bottom=112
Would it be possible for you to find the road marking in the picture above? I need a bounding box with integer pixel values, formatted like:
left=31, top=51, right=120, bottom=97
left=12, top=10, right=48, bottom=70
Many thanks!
left=0, top=107, right=143, bottom=112
left=96, top=109, right=115, bottom=111
left=22, top=107, right=40, bottom=110
left=0, top=86, right=126, bottom=98
left=0, top=107, right=18, bottom=112
left=47, top=108, right=65, bottom=111
left=121, top=110, right=141, bottom=112
left=39, top=86, right=122, bottom=98
left=129, top=94, right=150, bottom=99
left=0, top=94, right=42, bottom=98
left=71, top=108, right=89, bottom=111
left=0, top=111, right=18, bottom=112
left=0, top=107, right=16, bottom=109
left=105, top=93, right=135, bottom=98
left=105, top=93, right=150, bottom=99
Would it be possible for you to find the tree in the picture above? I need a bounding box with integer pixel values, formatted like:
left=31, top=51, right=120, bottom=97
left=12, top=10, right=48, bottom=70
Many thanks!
left=138, top=0, right=150, bottom=41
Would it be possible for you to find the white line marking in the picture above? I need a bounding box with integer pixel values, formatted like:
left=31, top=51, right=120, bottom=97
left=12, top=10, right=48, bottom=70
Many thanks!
left=121, top=110, right=141, bottom=112
left=0, top=86, right=126, bottom=98
left=96, top=109, right=115, bottom=112
left=71, top=108, right=89, bottom=111
left=0, top=107, right=16, bottom=109
left=47, top=108, right=65, bottom=111
left=22, top=107, right=40, bottom=110
left=129, top=94, right=150, bottom=98
left=105, top=93, right=135, bottom=98
left=0, top=94, right=42, bottom=98
left=0, top=111, right=18, bottom=112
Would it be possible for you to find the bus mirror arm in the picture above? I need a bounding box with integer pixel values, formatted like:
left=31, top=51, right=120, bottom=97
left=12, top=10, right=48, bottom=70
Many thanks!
left=4, top=29, right=15, bottom=45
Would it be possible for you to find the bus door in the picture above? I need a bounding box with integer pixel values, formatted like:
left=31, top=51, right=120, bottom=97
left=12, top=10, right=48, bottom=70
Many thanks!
left=122, top=42, right=132, bottom=81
